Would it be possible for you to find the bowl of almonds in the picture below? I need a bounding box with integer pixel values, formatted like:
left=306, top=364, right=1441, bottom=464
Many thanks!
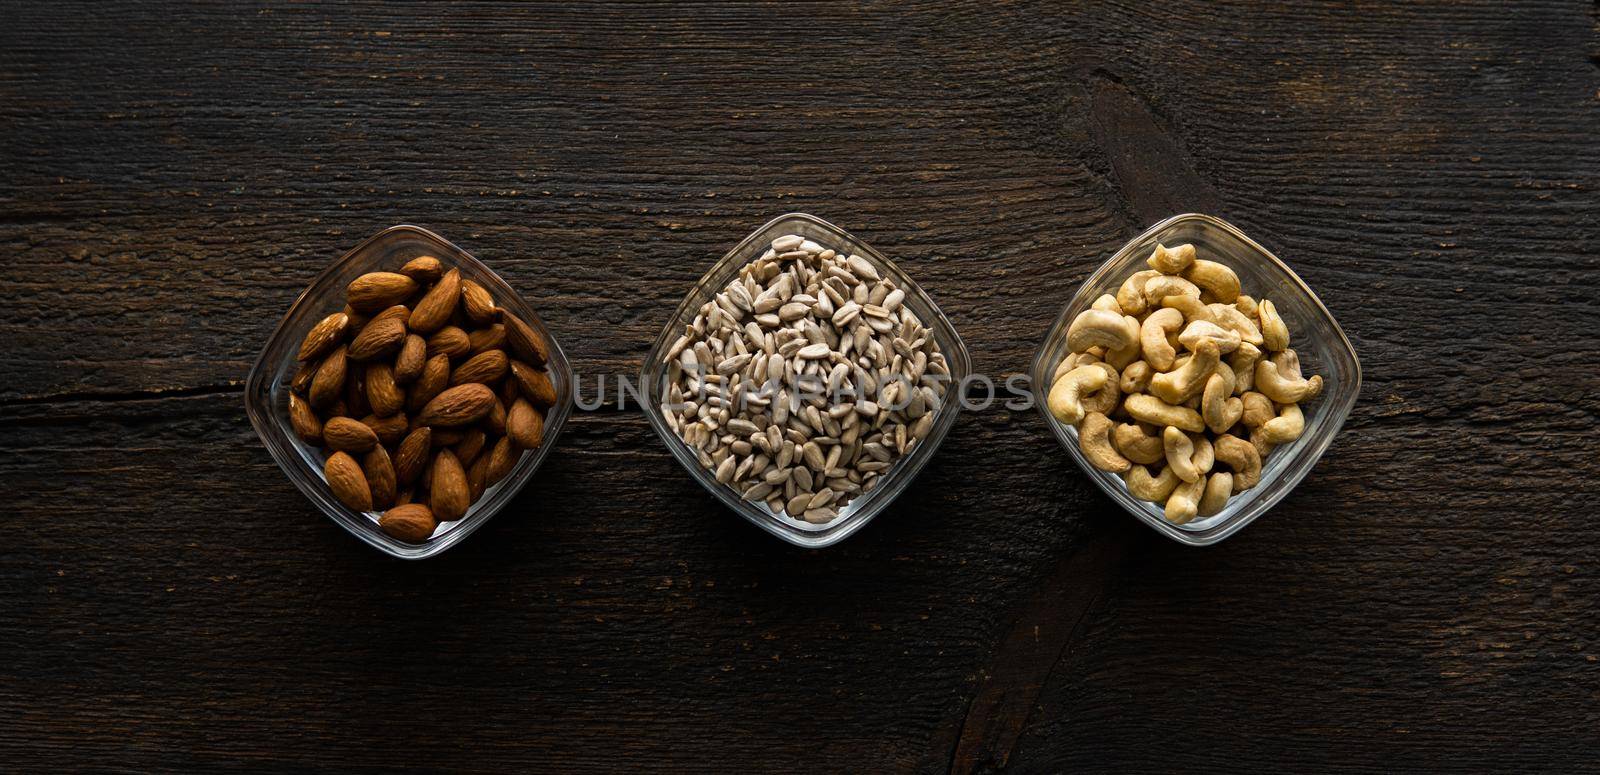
left=641, top=213, right=970, bottom=548
left=245, top=225, right=571, bottom=558
left=1032, top=214, right=1360, bottom=545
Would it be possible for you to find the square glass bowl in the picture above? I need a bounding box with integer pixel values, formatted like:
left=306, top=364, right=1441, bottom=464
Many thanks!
left=640, top=213, right=972, bottom=548
left=1031, top=213, right=1360, bottom=545
left=245, top=225, right=573, bottom=559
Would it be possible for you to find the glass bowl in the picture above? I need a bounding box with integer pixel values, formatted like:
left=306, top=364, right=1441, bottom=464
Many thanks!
left=1031, top=213, right=1360, bottom=545
left=245, top=225, right=573, bottom=559
left=640, top=213, right=972, bottom=548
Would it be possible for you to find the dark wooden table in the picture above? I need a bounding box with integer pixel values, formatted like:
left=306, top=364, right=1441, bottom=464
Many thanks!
left=4, top=2, right=1598, bottom=771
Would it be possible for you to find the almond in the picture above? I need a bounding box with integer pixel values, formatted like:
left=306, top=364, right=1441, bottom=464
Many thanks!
left=450, top=349, right=508, bottom=386
left=426, top=326, right=471, bottom=360
left=379, top=503, right=437, bottom=543
left=324, top=451, right=373, bottom=512
left=291, top=361, right=316, bottom=395
left=341, top=304, right=370, bottom=330
left=394, top=426, right=432, bottom=486
left=461, top=279, right=498, bottom=326
left=430, top=428, right=466, bottom=447
left=323, top=416, right=379, bottom=453
left=399, top=256, right=444, bottom=284
left=309, top=345, right=348, bottom=410
left=503, top=312, right=550, bottom=367
left=485, top=435, right=516, bottom=486
left=365, top=362, right=404, bottom=417
left=510, top=360, right=558, bottom=408
left=454, top=428, right=487, bottom=467
left=468, top=453, right=490, bottom=501
left=393, top=334, right=427, bottom=384
left=288, top=393, right=323, bottom=445
left=418, top=383, right=496, bottom=427
left=430, top=449, right=470, bottom=522
left=407, top=354, right=451, bottom=413
left=346, top=272, right=419, bottom=312
left=362, top=412, right=410, bottom=446
left=409, top=267, right=461, bottom=334
left=507, top=398, right=545, bottom=449
left=482, top=396, right=508, bottom=435
left=348, top=315, right=407, bottom=361
left=468, top=323, right=506, bottom=355
left=297, top=312, right=349, bottom=362
left=363, top=445, right=398, bottom=510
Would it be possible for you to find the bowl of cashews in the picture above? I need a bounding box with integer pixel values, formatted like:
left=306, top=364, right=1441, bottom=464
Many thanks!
left=1031, top=213, right=1360, bottom=545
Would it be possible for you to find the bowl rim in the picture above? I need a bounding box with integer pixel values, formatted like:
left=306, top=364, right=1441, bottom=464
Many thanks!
left=1029, top=212, right=1361, bottom=545
left=637, top=212, right=972, bottom=548
left=244, top=223, right=573, bottom=559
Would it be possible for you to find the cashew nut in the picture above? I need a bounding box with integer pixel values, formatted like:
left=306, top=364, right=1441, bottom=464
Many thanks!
left=1112, top=422, right=1165, bottom=465
left=1119, top=360, right=1154, bottom=394
left=1234, top=294, right=1258, bottom=318
left=1258, top=298, right=1289, bottom=351
left=1258, top=402, right=1305, bottom=445
left=1103, top=320, right=1144, bottom=370
left=1202, top=373, right=1244, bottom=434
left=1078, top=412, right=1131, bottom=473
left=1161, top=294, right=1213, bottom=326
left=1164, top=476, right=1206, bottom=525
left=1228, top=342, right=1261, bottom=394
left=1213, top=434, right=1262, bottom=491
left=1163, top=426, right=1208, bottom=483
left=1091, top=294, right=1123, bottom=314
left=1140, top=307, right=1185, bottom=371
left=1125, top=393, right=1205, bottom=433
left=1066, top=309, right=1139, bottom=354
left=1240, top=391, right=1276, bottom=429
left=1047, top=365, right=1108, bottom=426
left=1078, top=361, right=1122, bottom=416
left=1207, top=303, right=1265, bottom=345
left=1191, top=433, right=1214, bottom=473
left=1146, top=243, right=1196, bottom=274
left=1254, top=359, right=1324, bottom=404
left=1149, top=340, right=1220, bottom=405
left=1197, top=472, right=1234, bottom=517
left=1116, top=270, right=1161, bottom=316
left=1142, top=275, right=1202, bottom=306
left=1177, top=319, right=1241, bottom=355
left=1182, top=259, right=1241, bottom=303
left=1271, top=348, right=1302, bottom=379
left=1124, top=464, right=1181, bottom=501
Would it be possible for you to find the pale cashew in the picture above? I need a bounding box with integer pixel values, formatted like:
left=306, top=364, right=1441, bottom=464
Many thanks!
left=1125, top=393, right=1204, bottom=433
left=1078, top=412, right=1131, bottom=473
left=1119, top=360, right=1154, bottom=394
left=1067, top=309, right=1139, bottom=354
left=1271, top=348, right=1302, bottom=380
left=1162, top=426, right=1211, bottom=483
left=1091, top=293, right=1123, bottom=314
left=1146, top=242, right=1196, bottom=274
left=1240, top=391, right=1275, bottom=429
left=1149, top=340, right=1221, bottom=405
left=1202, top=373, right=1244, bottom=434
left=1177, top=319, right=1241, bottom=354
left=1079, top=362, right=1121, bottom=416
left=1142, top=275, right=1201, bottom=306
left=1182, top=259, right=1240, bottom=303
left=1213, top=434, right=1261, bottom=491
left=1140, top=307, right=1184, bottom=371
left=1103, top=319, right=1143, bottom=370
left=1112, top=422, right=1164, bottom=465
left=1207, top=303, right=1265, bottom=345
left=1234, top=294, right=1258, bottom=318
left=1254, top=359, right=1323, bottom=404
left=1258, top=298, right=1289, bottom=351
left=1047, top=365, right=1108, bottom=426
left=1124, top=464, right=1180, bottom=501
left=1164, top=476, right=1206, bottom=525
left=1116, top=269, right=1161, bottom=316
left=1197, top=472, right=1234, bottom=517
left=1259, top=402, right=1305, bottom=445
left=1228, top=342, right=1261, bottom=394
left=1191, top=433, right=1214, bottom=473
left=1250, top=428, right=1276, bottom=458
left=1161, top=294, right=1212, bottom=325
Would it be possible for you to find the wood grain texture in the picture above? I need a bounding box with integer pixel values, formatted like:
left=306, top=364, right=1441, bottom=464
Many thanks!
left=3, top=1, right=1598, bottom=772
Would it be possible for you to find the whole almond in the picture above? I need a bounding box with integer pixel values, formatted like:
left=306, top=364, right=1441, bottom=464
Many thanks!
left=363, top=445, right=398, bottom=510
left=468, top=323, right=506, bottom=355
left=426, top=326, right=471, bottom=360
left=399, top=256, right=444, bottom=284
left=499, top=374, right=521, bottom=408
left=348, top=315, right=407, bottom=361
left=485, top=435, right=516, bottom=485
left=324, top=451, right=373, bottom=512
left=430, top=449, right=470, bottom=522
left=482, top=396, right=508, bottom=435
left=362, top=412, right=410, bottom=446
left=510, top=360, right=558, bottom=408
left=454, top=427, right=487, bottom=467
left=450, top=349, right=508, bottom=386
left=380, top=503, right=438, bottom=543
left=394, top=426, right=433, bottom=486
left=507, top=398, right=545, bottom=449
left=288, top=393, right=324, bottom=445
left=343, top=365, right=371, bottom=418
left=297, top=312, right=349, bottom=362
left=347, top=272, right=419, bottom=312
left=468, top=453, right=490, bottom=501
left=365, top=362, right=404, bottom=417
left=503, top=312, right=550, bottom=367
left=407, top=354, right=451, bottom=413
left=418, top=383, right=496, bottom=427
left=461, top=280, right=498, bottom=326
left=394, top=334, right=426, bottom=384
left=409, top=268, right=461, bottom=334
left=323, top=416, right=379, bottom=453
left=309, top=345, right=348, bottom=410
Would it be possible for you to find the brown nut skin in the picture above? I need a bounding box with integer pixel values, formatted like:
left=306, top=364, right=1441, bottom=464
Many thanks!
left=426, top=326, right=472, bottom=360
left=507, top=398, right=546, bottom=449
left=347, top=315, right=407, bottom=362
left=399, top=256, right=444, bottom=284
left=379, top=503, right=437, bottom=543
left=365, top=363, right=404, bottom=418
left=346, top=272, right=419, bottom=312
left=322, top=416, right=379, bottom=453
left=460, top=279, right=499, bottom=326
left=429, top=449, right=471, bottom=523
left=363, top=445, right=398, bottom=511
left=409, top=268, right=461, bottom=335
left=511, top=361, right=559, bottom=408
left=361, top=412, right=410, bottom=446
left=407, top=354, right=452, bottom=414
left=503, top=312, right=550, bottom=367
left=450, top=348, right=509, bottom=386
left=468, top=323, right=507, bottom=355
left=324, top=451, right=373, bottom=513
left=417, top=383, right=497, bottom=428
left=393, top=334, right=427, bottom=384
left=393, top=427, right=433, bottom=487
left=297, top=312, right=349, bottom=362
left=288, top=393, right=324, bottom=446
left=309, top=345, right=348, bottom=410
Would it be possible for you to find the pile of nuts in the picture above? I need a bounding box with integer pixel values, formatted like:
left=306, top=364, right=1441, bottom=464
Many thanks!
left=1048, top=243, right=1322, bottom=524
left=662, top=233, right=950, bottom=524
left=286, top=256, right=557, bottom=543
